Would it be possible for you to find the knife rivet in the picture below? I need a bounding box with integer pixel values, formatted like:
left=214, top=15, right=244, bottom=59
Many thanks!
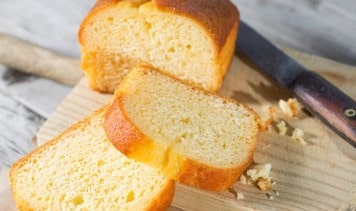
left=344, top=109, right=356, bottom=118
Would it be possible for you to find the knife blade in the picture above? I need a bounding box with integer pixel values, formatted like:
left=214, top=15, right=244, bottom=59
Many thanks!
left=237, top=21, right=356, bottom=148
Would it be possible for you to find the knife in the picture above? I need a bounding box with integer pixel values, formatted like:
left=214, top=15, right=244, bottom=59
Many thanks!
left=237, top=21, right=356, bottom=148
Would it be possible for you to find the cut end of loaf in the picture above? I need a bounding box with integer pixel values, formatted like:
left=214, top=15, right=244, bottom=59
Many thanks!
left=104, top=66, right=259, bottom=191
left=10, top=107, right=174, bottom=210
left=79, top=0, right=238, bottom=93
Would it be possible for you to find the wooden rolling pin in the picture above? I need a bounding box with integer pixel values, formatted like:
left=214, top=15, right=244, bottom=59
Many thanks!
left=0, top=33, right=83, bottom=86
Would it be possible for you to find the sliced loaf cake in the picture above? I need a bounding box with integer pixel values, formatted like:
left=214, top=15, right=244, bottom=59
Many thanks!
left=10, top=107, right=174, bottom=210
left=104, top=66, right=259, bottom=191
left=79, top=0, right=239, bottom=93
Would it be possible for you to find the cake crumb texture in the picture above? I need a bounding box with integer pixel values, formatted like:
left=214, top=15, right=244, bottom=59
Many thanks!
left=10, top=107, right=174, bottom=210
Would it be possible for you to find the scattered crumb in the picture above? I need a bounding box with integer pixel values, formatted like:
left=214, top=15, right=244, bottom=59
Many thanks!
left=276, top=120, right=287, bottom=136
left=246, top=163, right=271, bottom=181
left=258, top=106, right=277, bottom=131
left=272, top=190, right=280, bottom=196
left=228, top=187, right=245, bottom=200
left=246, top=163, right=272, bottom=191
left=237, top=193, right=245, bottom=200
left=279, top=98, right=302, bottom=118
left=239, top=175, right=247, bottom=185
left=275, top=119, right=307, bottom=146
left=271, top=180, right=276, bottom=185
left=292, top=128, right=307, bottom=145
left=256, top=178, right=271, bottom=191
left=266, top=193, right=274, bottom=200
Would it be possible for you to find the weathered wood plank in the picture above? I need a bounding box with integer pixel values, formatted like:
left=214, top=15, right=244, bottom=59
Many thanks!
left=0, top=91, right=43, bottom=171
left=0, top=65, right=72, bottom=170
left=0, top=67, right=71, bottom=118
left=0, top=0, right=95, bottom=57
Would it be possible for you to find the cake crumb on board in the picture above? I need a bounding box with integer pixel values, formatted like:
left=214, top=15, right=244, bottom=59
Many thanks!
left=258, top=106, right=277, bottom=131
left=227, top=187, right=245, bottom=200
left=276, top=120, right=287, bottom=136
left=292, top=128, right=307, bottom=145
left=279, top=98, right=302, bottom=118
left=245, top=163, right=273, bottom=191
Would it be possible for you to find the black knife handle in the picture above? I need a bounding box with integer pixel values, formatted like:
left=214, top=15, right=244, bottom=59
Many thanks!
left=290, top=71, right=356, bottom=147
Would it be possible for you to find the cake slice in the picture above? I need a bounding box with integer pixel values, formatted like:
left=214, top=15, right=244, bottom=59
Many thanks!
left=10, top=107, right=174, bottom=210
left=104, top=66, right=259, bottom=191
left=79, top=0, right=239, bottom=93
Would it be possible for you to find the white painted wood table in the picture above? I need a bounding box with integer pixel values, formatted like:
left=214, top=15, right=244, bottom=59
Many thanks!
left=0, top=0, right=355, bottom=209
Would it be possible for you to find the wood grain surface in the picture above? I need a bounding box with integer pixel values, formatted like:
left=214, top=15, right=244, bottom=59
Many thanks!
left=30, top=48, right=356, bottom=210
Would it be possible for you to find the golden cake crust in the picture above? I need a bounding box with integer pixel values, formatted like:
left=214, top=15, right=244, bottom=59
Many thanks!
left=80, top=0, right=239, bottom=52
left=78, top=0, right=239, bottom=93
left=105, top=98, right=256, bottom=191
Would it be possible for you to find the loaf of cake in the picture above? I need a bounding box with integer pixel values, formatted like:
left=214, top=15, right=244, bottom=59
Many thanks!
left=79, top=0, right=239, bottom=93
left=10, top=107, right=174, bottom=210
left=104, top=66, right=259, bottom=191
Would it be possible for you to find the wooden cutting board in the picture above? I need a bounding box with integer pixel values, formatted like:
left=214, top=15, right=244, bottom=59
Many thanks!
left=2, top=47, right=355, bottom=210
